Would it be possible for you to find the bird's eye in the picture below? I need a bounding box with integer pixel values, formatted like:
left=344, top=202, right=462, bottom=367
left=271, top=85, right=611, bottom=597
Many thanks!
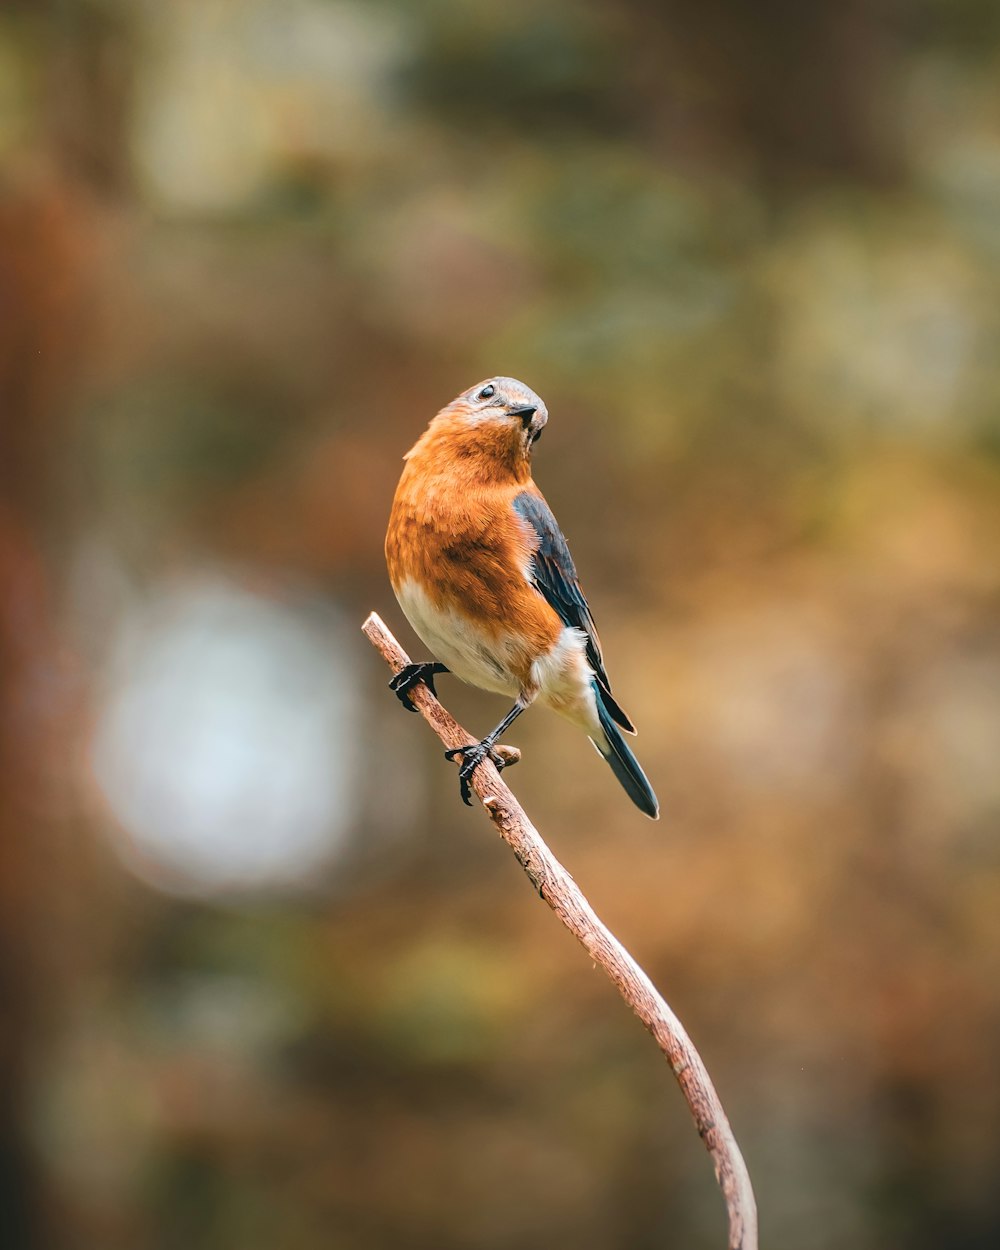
left=477, top=384, right=496, bottom=401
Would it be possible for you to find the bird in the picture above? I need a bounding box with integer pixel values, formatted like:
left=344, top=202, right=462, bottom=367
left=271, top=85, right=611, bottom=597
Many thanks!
left=384, top=376, right=659, bottom=819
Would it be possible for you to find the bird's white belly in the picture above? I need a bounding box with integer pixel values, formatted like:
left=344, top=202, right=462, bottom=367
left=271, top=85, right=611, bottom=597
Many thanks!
left=395, top=579, right=600, bottom=732
left=394, top=579, right=520, bottom=697
left=532, top=625, right=601, bottom=733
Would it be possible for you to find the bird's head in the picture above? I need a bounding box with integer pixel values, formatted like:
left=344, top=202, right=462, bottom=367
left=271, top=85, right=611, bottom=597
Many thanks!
left=405, top=376, right=550, bottom=483
left=436, top=376, right=548, bottom=457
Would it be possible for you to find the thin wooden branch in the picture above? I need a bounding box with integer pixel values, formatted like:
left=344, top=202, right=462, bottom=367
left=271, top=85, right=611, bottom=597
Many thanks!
left=363, top=611, right=758, bottom=1250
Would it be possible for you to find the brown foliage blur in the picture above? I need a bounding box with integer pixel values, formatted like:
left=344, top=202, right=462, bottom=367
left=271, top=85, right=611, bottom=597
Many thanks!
left=1, top=2, right=999, bottom=1248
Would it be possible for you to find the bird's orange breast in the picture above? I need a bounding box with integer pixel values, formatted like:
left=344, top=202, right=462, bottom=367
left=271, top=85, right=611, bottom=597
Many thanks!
left=385, top=424, right=562, bottom=687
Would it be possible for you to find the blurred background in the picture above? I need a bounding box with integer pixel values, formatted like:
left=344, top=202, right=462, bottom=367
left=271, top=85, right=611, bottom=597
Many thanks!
left=2, top=1, right=1000, bottom=1247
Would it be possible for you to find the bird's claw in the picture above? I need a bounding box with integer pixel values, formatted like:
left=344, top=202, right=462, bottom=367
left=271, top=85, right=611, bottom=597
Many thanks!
left=444, top=741, right=507, bottom=806
left=389, top=662, right=448, bottom=711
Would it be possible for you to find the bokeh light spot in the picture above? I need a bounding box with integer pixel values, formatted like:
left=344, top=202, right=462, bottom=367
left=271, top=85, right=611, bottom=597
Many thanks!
left=90, top=577, right=358, bottom=896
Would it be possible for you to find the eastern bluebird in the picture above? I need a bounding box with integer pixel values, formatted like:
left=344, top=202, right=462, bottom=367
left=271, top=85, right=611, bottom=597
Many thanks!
left=385, top=376, right=659, bottom=819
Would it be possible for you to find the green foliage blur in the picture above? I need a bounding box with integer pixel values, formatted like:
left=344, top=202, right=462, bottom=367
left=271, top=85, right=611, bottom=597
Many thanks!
left=1, top=1, right=999, bottom=1247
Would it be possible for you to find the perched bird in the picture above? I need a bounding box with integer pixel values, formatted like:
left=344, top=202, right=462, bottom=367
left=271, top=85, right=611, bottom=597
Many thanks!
left=384, top=376, right=659, bottom=819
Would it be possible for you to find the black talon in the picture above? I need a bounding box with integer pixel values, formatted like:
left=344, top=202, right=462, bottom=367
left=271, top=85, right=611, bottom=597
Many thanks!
left=445, top=742, right=508, bottom=806
left=389, top=662, right=449, bottom=711
left=442, top=699, right=528, bottom=806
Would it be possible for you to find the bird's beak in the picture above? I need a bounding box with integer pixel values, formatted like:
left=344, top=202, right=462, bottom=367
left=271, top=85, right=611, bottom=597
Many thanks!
left=509, top=405, right=547, bottom=444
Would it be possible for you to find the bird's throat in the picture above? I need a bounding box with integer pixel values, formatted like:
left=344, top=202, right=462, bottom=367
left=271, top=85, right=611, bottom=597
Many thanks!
left=411, top=418, right=532, bottom=487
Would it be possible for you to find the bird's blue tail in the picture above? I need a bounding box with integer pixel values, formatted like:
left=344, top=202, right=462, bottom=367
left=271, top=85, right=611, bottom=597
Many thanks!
left=592, top=683, right=659, bottom=820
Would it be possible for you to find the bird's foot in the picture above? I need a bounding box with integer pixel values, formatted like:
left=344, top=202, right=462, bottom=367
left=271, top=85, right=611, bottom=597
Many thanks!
left=389, top=662, right=449, bottom=711
left=444, top=740, right=509, bottom=806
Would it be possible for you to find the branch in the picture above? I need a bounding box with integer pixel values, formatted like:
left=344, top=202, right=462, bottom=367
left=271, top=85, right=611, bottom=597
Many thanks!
left=363, top=611, right=758, bottom=1250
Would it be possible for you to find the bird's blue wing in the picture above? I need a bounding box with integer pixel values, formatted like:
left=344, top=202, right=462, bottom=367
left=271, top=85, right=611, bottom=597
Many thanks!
left=513, top=490, right=635, bottom=733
